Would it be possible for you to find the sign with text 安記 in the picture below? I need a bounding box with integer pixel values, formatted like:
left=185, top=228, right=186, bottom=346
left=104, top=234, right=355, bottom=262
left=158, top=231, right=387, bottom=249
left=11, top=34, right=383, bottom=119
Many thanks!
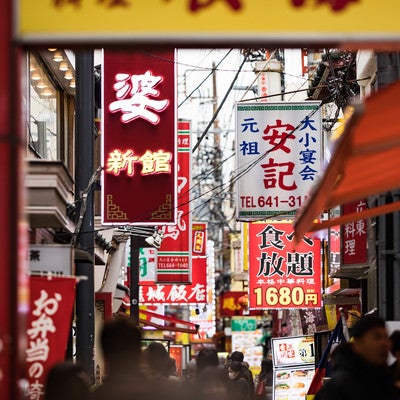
left=236, top=102, right=322, bottom=220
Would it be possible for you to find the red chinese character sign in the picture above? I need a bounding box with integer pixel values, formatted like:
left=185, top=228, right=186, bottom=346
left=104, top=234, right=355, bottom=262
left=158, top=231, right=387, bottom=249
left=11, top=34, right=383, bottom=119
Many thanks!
left=341, top=200, right=368, bottom=265
left=156, top=120, right=192, bottom=283
left=192, top=222, right=207, bottom=257
left=141, top=257, right=207, bottom=305
left=248, top=222, right=321, bottom=309
left=102, top=50, right=177, bottom=224
left=236, top=102, right=322, bottom=220
left=26, top=276, right=76, bottom=399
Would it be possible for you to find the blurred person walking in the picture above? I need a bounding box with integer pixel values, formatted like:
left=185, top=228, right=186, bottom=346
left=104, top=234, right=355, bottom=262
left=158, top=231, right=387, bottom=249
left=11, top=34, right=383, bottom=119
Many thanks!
left=44, top=361, right=90, bottom=400
left=389, top=330, right=400, bottom=391
left=227, top=360, right=252, bottom=400
left=314, top=314, right=399, bottom=400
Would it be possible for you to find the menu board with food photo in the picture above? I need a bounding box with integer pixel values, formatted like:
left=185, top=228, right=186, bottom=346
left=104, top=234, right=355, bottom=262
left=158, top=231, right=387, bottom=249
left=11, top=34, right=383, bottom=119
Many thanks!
left=274, top=367, right=314, bottom=400
left=271, top=335, right=315, bottom=400
left=271, top=335, right=315, bottom=367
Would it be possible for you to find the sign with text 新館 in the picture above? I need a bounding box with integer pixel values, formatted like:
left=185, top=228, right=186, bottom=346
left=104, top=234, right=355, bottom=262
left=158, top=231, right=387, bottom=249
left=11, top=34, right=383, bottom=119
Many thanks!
left=102, top=50, right=177, bottom=225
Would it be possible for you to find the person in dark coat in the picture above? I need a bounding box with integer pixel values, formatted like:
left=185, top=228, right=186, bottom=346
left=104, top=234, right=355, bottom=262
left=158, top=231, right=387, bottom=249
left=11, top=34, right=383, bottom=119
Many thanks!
left=228, top=351, right=254, bottom=399
left=389, top=330, right=400, bottom=390
left=315, top=314, right=399, bottom=400
left=227, top=360, right=252, bottom=400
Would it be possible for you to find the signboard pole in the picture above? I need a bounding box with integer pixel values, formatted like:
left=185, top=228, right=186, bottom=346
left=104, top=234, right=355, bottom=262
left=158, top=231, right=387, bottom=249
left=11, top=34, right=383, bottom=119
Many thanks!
left=74, top=49, right=95, bottom=381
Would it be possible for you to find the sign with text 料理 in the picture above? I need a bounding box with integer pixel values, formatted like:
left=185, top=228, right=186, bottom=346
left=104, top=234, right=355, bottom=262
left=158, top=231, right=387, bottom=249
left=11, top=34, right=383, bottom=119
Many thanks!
left=102, top=50, right=177, bottom=225
left=236, top=102, right=322, bottom=220
left=248, top=222, right=321, bottom=309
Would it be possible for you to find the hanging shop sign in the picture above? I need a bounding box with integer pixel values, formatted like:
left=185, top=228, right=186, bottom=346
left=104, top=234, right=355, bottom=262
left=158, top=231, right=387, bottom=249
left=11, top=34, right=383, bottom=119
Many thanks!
left=29, top=245, right=73, bottom=275
left=26, top=276, right=76, bottom=400
left=236, top=102, right=322, bottom=220
left=141, top=257, right=206, bottom=305
left=17, top=1, right=400, bottom=46
left=248, top=222, right=322, bottom=309
left=341, top=199, right=368, bottom=265
left=156, top=120, right=191, bottom=283
left=102, top=50, right=177, bottom=225
left=192, top=222, right=207, bottom=257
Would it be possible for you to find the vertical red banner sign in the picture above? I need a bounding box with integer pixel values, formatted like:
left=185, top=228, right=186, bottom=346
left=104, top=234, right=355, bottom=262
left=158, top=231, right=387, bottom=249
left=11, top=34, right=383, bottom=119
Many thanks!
left=248, top=222, right=321, bottom=309
left=26, top=276, right=76, bottom=399
left=341, top=200, right=368, bottom=265
left=156, top=120, right=191, bottom=283
left=102, top=50, right=177, bottom=224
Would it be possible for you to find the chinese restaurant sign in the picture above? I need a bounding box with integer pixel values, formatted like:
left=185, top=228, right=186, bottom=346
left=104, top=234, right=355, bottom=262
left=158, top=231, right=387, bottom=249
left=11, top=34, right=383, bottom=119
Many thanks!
left=236, top=102, right=322, bottom=220
left=17, top=1, right=400, bottom=45
left=156, top=120, right=191, bottom=282
left=102, top=50, right=176, bottom=225
left=341, top=200, right=368, bottom=265
left=248, top=222, right=321, bottom=309
left=140, top=257, right=207, bottom=305
left=26, top=276, right=76, bottom=400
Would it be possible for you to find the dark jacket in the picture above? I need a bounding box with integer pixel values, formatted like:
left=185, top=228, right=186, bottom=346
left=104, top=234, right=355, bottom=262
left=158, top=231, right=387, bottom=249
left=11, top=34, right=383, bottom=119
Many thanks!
left=315, top=343, right=399, bottom=400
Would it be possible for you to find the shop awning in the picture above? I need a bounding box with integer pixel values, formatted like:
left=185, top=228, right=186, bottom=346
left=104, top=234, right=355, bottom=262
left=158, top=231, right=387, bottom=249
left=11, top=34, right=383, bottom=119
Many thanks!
left=139, top=309, right=200, bottom=335
left=293, top=80, right=400, bottom=242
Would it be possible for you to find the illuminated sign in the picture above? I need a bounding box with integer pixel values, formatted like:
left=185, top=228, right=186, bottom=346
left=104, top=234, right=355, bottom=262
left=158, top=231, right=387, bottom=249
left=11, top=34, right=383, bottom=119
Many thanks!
left=102, top=50, right=176, bottom=225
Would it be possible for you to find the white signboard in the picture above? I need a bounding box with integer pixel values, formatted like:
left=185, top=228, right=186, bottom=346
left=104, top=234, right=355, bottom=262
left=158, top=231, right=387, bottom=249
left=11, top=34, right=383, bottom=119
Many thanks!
left=29, top=245, right=73, bottom=275
left=236, top=102, right=322, bottom=220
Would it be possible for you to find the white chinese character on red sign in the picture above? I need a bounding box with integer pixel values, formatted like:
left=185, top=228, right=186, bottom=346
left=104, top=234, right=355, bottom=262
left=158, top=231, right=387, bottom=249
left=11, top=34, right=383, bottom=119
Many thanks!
left=109, top=71, right=169, bottom=124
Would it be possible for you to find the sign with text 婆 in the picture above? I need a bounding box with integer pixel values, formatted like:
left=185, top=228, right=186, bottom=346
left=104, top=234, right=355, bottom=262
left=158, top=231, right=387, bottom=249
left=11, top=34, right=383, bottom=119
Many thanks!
left=102, top=50, right=177, bottom=225
left=248, top=222, right=321, bottom=309
left=236, top=102, right=322, bottom=220
left=16, top=1, right=400, bottom=46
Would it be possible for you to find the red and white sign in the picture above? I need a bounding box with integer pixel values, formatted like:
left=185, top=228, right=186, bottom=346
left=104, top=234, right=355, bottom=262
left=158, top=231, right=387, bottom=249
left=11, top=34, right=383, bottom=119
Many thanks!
left=102, top=50, right=177, bottom=225
left=192, top=222, right=207, bottom=256
left=26, top=276, right=76, bottom=400
left=141, top=257, right=207, bottom=305
left=341, top=200, right=368, bottom=265
left=236, top=102, right=322, bottom=220
left=248, top=222, right=321, bottom=309
left=156, top=120, right=191, bottom=283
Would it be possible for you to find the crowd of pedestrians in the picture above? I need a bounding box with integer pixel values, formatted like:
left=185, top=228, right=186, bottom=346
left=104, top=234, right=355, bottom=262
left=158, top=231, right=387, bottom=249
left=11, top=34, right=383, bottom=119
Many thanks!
left=43, top=314, right=400, bottom=400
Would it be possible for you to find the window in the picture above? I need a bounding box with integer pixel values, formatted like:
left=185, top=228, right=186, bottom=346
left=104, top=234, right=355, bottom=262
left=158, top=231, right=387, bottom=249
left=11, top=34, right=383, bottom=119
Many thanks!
left=29, top=54, right=60, bottom=160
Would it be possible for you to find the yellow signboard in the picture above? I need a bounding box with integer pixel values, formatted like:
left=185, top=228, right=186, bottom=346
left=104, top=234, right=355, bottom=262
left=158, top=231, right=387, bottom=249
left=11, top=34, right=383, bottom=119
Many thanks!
left=16, top=0, right=400, bottom=45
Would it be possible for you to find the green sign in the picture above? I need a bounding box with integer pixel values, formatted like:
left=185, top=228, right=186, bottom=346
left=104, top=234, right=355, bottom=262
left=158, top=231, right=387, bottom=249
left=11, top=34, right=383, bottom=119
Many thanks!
left=231, top=317, right=257, bottom=332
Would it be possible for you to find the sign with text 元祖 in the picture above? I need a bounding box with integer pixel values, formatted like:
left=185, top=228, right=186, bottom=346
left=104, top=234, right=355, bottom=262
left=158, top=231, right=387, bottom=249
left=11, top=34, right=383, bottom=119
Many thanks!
left=102, top=50, right=176, bottom=225
left=156, top=120, right=191, bottom=283
left=236, top=102, right=322, bottom=220
left=248, top=222, right=321, bottom=309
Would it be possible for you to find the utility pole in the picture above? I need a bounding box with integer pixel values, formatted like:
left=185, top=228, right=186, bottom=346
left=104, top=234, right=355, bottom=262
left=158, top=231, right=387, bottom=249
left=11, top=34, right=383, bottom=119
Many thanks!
left=74, top=49, right=95, bottom=380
